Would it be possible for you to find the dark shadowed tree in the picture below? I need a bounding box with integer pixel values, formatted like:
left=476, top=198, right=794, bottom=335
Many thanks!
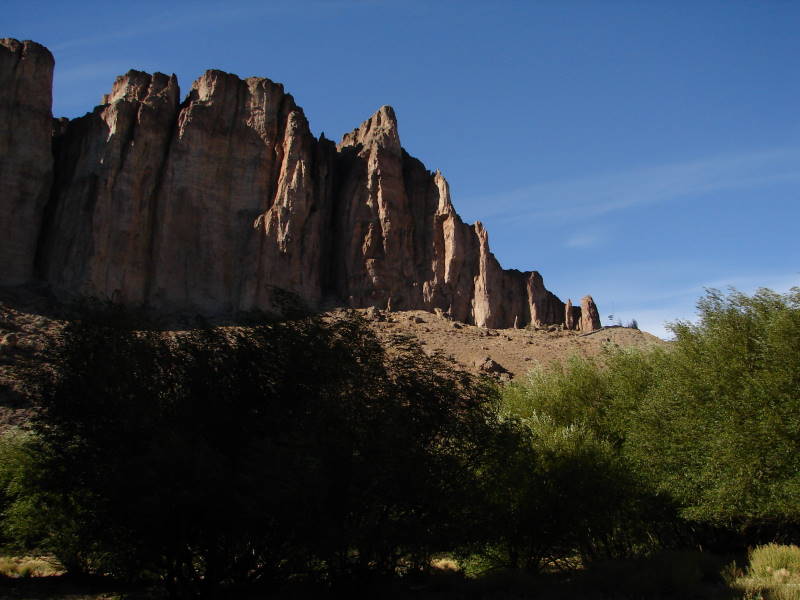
left=6, top=305, right=498, bottom=597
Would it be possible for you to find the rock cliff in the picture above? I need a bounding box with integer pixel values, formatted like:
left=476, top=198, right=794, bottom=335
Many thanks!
left=0, top=39, right=54, bottom=285
left=0, top=39, right=600, bottom=331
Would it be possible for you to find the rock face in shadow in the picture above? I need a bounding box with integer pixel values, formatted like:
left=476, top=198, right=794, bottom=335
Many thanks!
left=40, top=69, right=334, bottom=315
left=0, top=39, right=54, bottom=285
left=40, top=70, right=179, bottom=305
left=145, top=70, right=330, bottom=314
left=2, top=39, right=601, bottom=331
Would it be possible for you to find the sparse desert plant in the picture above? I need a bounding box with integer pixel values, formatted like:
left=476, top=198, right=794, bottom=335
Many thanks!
left=740, top=587, right=800, bottom=600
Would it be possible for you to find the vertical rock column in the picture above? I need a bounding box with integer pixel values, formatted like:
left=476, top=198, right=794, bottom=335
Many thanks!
left=426, top=170, right=478, bottom=322
left=0, top=39, right=54, bottom=285
left=526, top=271, right=566, bottom=328
left=334, top=106, right=420, bottom=309
left=565, top=299, right=575, bottom=329
left=39, top=70, right=179, bottom=303
left=580, top=295, right=602, bottom=331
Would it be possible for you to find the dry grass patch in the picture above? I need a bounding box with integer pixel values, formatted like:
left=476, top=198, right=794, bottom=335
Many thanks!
left=728, top=544, right=800, bottom=600
left=0, top=554, right=62, bottom=577
left=430, top=557, right=460, bottom=572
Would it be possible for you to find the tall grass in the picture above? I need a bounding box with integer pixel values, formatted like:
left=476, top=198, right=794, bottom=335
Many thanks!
left=748, top=544, right=800, bottom=579
left=0, top=555, right=61, bottom=577
left=730, top=544, right=800, bottom=600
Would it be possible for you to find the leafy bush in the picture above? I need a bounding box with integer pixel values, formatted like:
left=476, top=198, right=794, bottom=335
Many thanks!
left=501, top=348, right=664, bottom=446
left=0, top=430, right=29, bottom=549
left=501, top=356, right=609, bottom=429
left=509, top=287, right=800, bottom=542
left=3, top=287, right=798, bottom=596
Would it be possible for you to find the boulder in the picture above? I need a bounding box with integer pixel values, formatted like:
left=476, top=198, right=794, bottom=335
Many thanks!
left=474, top=356, right=510, bottom=376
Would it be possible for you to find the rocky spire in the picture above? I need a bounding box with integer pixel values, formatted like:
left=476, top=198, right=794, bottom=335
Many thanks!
left=339, top=105, right=401, bottom=154
left=580, top=295, right=602, bottom=331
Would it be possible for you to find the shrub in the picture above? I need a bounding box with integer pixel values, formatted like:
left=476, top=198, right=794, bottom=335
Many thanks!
left=498, top=287, right=800, bottom=553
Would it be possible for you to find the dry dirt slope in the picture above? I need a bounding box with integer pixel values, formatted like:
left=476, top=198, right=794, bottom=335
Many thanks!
left=358, top=307, right=668, bottom=380
left=0, top=287, right=668, bottom=431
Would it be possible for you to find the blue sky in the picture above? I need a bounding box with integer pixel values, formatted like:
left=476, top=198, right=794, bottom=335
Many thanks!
left=7, top=0, right=799, bottom=337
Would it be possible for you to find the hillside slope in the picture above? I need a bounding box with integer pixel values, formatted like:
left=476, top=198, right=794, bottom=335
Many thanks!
left=0, top=288, right=665, bottom=432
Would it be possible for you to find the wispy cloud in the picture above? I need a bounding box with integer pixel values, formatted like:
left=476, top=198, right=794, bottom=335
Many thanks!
left=564, top=232, right=604, bottom=248
left=52, top=16, right=185, bottom=52
left=51, top=5, right=263, bottom=51
left=51, top=1, right=386, bottom=52
left=51, top=60, right=139, bottom=116
left=472, top=147, right=800, bottom=224
left=54, top=61, right=133, bottom=84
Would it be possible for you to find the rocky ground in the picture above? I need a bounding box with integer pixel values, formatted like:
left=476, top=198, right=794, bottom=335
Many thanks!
left=357, top=306, right=667, bottom=381
left=0, top=286, right=667, bottom=432
left=0, top=286, right=69, bottom=432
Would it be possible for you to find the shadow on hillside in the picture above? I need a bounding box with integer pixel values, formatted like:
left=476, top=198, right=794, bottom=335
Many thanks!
left=0, top=282, right=316, bottom=331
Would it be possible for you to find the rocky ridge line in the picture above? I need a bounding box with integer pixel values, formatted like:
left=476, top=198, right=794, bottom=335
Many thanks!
left=0, top=38, right=600, bottom=331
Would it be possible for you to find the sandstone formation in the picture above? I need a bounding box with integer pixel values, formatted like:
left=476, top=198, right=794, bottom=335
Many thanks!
left=580, top=295, right=602, bottom=332
left=40, top=70, right=180, bottom=305
left=564, top=299, right=576, bottom=330
left=0, top=39, right=54, bottom=285
left=0, top=39, right=601, bottom=331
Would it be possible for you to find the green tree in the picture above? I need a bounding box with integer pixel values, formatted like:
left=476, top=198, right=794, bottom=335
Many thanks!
left=4, top=306, right=498, bottom=597
left=626, top=287, right=800, bottom=529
